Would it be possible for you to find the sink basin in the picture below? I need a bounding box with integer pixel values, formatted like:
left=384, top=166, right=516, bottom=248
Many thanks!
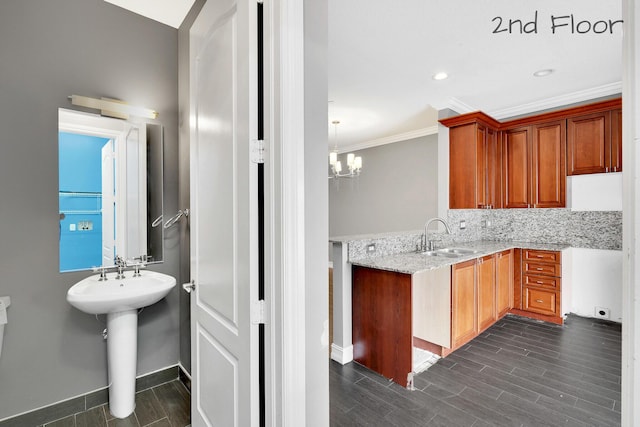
left=420, top=250, right=462, bottom=258
left=67, top=270, right=176, bottom=419
left=67, top=270, right=176, bottom=315
left=437, top=248, right=479, bottom=255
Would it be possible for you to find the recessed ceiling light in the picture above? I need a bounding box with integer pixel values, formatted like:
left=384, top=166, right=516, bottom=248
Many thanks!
left=533, top=69, right=554, bottom=77
left=432, top=72, right=449, bottom=81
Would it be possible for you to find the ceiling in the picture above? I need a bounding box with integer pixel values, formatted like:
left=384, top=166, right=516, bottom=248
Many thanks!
left=104, top=0, right=623, bottom=151
left=104, top=0, right=195, bottom=29
left=329, top=0, right=622, bottom=150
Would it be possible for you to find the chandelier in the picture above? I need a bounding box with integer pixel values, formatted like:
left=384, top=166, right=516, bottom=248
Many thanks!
left=328, top=120, right=362, bottom=179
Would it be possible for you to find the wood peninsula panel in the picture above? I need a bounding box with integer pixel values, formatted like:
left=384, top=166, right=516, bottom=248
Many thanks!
left=352, top=266, right=412, bottom=387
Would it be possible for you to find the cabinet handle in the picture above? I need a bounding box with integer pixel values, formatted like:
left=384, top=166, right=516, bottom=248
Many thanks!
left=535, top=299, right=544, bottom=303
left=537, top=281, right=543, bottom=284
left=536, top=267, right=543, bottom=271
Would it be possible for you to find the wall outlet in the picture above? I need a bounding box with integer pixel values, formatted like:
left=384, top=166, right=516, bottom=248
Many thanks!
left=594, top=306, right=610, bottom=320
left=459, top=220, right=466, bottom=230
left=367, top=244, right=376, bottom=254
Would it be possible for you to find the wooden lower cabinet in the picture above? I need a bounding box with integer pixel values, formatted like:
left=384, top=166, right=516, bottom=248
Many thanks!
left=524, top=286, right=559, bottom=316
left=477, top=255, right=497, bottom=332
left=496, top=249, right=514, bottom=318
left=451, top=260, right=477, bottom=348
left=512, top=249, right=563, bottom=324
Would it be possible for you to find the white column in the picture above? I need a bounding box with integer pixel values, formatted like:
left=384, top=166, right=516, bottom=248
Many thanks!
left=330, top=242, right=353, bottom=364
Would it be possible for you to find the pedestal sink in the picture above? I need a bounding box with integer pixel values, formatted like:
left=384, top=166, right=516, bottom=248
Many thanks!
left=66, top=270, right=176, bottom=418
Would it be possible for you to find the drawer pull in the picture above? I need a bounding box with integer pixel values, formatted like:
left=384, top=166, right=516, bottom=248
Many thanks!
left=537, top=281, right=543, bottom=284
left=535, top=299, right=544, bottom=303
left=536, top=267, right=543, bottom=270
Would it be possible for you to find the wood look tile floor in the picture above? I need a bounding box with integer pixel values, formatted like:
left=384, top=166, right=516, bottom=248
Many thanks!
left=42, top=380, right=190, bottom=427
left=330, top=314, right=622, bottom=426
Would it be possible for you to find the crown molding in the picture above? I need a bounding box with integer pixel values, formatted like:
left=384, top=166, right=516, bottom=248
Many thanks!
left=446, top=97, right=477, bottom=114
left=488, top=81, right=622, bottom=120
left=336, top=126, right=438, bottom=153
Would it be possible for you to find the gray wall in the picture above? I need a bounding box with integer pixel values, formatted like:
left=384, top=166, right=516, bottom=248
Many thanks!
left=305, top=0, right=330, bottom=424
left=329, top=134, right=439, bottom=238
left=0, top=1, right=180, bottom=420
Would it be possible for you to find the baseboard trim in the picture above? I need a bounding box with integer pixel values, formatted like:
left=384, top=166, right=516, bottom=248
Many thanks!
left=0, top=365, right=182, bottom=427
left=330, top=344, right=353, bottom=365
left=178, top=362, right=191, bottom=392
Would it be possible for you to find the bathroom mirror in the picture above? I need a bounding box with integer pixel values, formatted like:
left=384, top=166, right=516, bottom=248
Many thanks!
left=58, top=108, right=164, bottom=272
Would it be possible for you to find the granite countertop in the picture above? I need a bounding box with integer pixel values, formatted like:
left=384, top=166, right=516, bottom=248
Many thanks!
left=350, top=240, right=570, bottom=275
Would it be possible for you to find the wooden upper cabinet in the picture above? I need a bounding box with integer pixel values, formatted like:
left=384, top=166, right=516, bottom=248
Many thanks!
left=442, top=98, right=621, bottom=207
left=611, top=108, right=622, bottom=172
left=502, top=127, right=530, bottom=208
left=567, top=107, right=622, bottom=175
left=448, top=119, right=501, bottom=209
left=449, top=123, right=479, bottom=209
left=531, top=120, right=566, bottom=208
left=567, top=111, right=610, bottom=175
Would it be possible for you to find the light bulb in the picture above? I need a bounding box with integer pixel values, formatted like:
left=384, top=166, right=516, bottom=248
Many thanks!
left=354, top=156, right=362, bottom=170
left=347, top=153, right=355, bottom=167
left=335, top=161, right=342, bottom=173
left=329, top=151, right=337, bottom=165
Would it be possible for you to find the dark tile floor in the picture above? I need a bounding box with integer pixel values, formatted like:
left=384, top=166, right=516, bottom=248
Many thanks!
left=42, top=380, right=190, bottom=427
left=330, top=314, right=622, bottom=426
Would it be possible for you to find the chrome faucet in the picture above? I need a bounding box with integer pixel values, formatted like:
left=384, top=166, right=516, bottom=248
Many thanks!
left=114, top=255, right=126, bottom=279
left=423, top=217, right=452, bottom=251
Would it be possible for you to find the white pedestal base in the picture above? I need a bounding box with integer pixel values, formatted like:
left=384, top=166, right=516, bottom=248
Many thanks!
left=106, top=310, right=138, bottom=419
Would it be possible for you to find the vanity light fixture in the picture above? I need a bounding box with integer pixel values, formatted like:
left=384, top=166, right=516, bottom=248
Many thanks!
left=69, top=95, right=159, bottom=120
left=533, top=69, right=554, bottom=77
left=328, top=120, right=362, bottom=179
left=432, top=72, right=449, bottom=81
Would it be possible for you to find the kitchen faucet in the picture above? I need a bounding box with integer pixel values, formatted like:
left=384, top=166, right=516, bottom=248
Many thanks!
left=423, top=217, right=452, bottom=251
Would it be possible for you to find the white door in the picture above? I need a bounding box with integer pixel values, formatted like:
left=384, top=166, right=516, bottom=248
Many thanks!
left=190, top=0, right=258, bottom=426
left=101, top=139, right=116, bottom=266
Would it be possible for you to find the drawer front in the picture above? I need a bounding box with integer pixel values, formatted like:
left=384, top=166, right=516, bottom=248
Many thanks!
left=523, top=274, right=561, bottom=290
left=523, top=249, right=561, bottom=264
left=524, top=261, right=561, bottom=277
left=524, top=287, right=559, bottom=316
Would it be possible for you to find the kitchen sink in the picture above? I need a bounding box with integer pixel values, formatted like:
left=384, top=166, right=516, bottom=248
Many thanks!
left=437, top=248, right=479, bottom=255
left=420, top=250, right=462, bottom=258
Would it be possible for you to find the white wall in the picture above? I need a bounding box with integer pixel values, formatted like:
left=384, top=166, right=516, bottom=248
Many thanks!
left=567, top=248, right=623, bottom=322
left=567, top=172, right=623, bottom=211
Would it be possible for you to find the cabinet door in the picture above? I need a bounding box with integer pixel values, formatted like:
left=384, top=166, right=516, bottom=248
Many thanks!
left=477, top=255, right=496, bottom=332
left=486, top=127, right=502, bottom=209
left=449, top=124, right=479, bottom=209
left=452, top=259, right=477, bottom=348
left=567, top=111, right=610, bottom=175
left=502, top=127, right=530, bottom=208
left=611, top=108, right=622, bottom=172
left=496, top=250, right=513, bottom=318
left=531, top=120, right=566, bottom=208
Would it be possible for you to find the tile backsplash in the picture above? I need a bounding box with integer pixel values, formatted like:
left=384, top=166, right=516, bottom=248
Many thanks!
left=447, top=208, right=622, bottom=251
